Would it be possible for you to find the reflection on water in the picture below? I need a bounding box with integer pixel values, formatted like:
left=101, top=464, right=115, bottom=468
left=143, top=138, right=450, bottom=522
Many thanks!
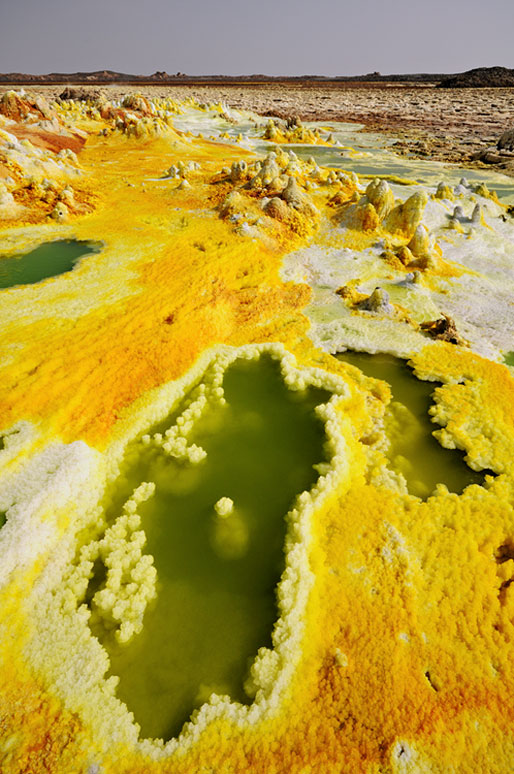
left=94, top=356, right=329, bottom=740
left=337, top=351, right=485, bottom=498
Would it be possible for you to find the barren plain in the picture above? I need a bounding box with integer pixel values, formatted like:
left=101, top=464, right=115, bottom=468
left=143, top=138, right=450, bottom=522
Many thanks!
left=26, top=82, right=514, bottom=175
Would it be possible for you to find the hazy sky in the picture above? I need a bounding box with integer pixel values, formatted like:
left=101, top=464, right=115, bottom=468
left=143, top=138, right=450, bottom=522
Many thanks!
left=1, top=0, right=513, bottom=76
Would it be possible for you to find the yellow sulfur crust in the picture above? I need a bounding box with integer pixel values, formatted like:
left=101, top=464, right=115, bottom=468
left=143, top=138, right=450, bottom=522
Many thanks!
left=1, top=93, right=514, bottom=774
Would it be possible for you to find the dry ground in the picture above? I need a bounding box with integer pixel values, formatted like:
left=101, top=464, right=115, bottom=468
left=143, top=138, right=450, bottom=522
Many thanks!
left=11, top=82, right=514, bottom=176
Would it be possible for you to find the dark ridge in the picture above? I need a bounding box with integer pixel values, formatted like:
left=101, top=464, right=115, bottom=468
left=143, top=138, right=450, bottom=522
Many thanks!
left=438, top=66, right=514, bottom=88
left=2, top=66, right=513, bottom=88
left=0, top=70, right=452, bottom=86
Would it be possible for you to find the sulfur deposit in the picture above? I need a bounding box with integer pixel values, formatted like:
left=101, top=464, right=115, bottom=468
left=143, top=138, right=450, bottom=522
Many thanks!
left=1, top=88, right=514, bottom=774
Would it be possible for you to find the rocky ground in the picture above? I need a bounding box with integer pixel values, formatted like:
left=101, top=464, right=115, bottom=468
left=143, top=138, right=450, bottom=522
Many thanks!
left=10, top=83, right=514, bottom=177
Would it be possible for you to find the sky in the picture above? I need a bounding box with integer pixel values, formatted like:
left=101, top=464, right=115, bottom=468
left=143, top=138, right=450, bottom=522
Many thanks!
left=0, top=0, right=513, bottom=76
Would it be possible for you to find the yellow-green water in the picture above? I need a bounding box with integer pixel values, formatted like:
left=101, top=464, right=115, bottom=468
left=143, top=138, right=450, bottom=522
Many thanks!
left=336, top=351, right=484, bottom=498
left=90, top=357, right=329, bottom=740
left=0, top=239, right=101, bottom=289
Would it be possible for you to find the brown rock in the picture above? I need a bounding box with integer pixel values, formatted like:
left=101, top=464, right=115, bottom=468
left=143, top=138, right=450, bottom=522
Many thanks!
left=265, top=196, right=289, bottom=220
left=420, top=315, right=466, bottom=345
left=498, top=128, right=514, bottom=151
left=59, top=87, right=101, bottom=101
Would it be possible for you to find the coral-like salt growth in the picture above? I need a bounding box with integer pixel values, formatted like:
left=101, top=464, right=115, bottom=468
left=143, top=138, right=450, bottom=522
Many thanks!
left=1, top=89, right=514, bottom=774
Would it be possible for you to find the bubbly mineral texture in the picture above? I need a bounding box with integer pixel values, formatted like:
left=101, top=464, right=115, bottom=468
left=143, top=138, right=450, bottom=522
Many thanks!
left=1, top=89, right=514, bottom=774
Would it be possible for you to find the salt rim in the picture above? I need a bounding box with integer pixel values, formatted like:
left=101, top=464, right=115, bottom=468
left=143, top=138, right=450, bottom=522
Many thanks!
left=9, top=342, right=353, bottom=759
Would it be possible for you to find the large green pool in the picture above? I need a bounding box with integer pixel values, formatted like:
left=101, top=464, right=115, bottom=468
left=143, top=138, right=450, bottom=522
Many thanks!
left=90, top=356, right=330, bottom=740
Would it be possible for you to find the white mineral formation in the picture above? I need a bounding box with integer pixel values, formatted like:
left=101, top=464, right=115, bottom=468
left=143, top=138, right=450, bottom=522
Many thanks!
left=408, top=224, right=431, bottom=257
left=50, top=202, right=69, bottom=222
left=214, top=497, right=234, bottom=517
left=230, top=160, right=248, bottom=182
left=365, top=178, right=395, bottom=220
left=282, top=176, right=317, bottom=217
left=59, top=186, right=75, bottom=206
left=471, top=203, right=482, bottom=223
left=385, top=190, right=428, bottom=236
left=435, top=181, right=454, bottom=200
left=361, top=287, right=394, bottom=314
left=0, top=182, right=23, bottom=217
left=248, top=153, right=280, bottom=188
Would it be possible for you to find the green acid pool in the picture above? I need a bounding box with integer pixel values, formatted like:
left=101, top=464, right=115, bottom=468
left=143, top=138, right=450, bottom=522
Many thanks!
left=337, top=351, right=485, bottom=498
left=0, top=239, right=101, bottom=289
left=90, top=356, right=330, bottom=740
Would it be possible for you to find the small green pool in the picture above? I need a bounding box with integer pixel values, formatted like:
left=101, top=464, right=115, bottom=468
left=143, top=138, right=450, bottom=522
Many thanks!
left=337, top=351, right=485, bottom=498
left=0, top=239, right=101, bottom=289
left=91, top=356, right=330, bottom=740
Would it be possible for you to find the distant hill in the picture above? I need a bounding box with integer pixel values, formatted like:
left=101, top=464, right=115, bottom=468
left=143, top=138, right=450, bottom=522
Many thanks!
left=0, top=70, right=448, bottom=86
left=0, top=70, right=138, bottom=83
left=0, top=67, right=512, bottom=87
left=438, top=66, right=514, bottom=88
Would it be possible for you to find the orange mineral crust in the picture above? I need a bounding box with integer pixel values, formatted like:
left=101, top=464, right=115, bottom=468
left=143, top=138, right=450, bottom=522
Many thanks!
left=0, top=132, right=315, bottom=448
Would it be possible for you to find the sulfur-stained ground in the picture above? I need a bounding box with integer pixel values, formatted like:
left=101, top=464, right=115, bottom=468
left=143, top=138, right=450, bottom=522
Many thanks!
left=1, top=89, right=514, bottom=774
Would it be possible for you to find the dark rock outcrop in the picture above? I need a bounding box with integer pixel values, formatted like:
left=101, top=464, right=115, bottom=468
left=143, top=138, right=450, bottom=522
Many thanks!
left=420, top=315, right=466, bottom=345
left=438, top=66, right=514, bottom=88
left=498, top=129, right=514, bottom=151
left=59, top=87, right=102, bottom=101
